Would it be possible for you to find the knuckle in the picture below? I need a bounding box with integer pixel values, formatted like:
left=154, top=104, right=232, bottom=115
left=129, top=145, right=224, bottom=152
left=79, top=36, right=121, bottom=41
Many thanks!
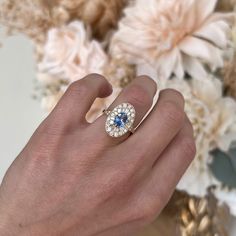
left=142, top=206, right=157, bottom=223
left=136, top=200, right=161, bottom=224
left=161, top=100, right=184, bottom=127
left=181, top=137, right=196, bottom=160
left=163, top=89, right=185, bottom=104
left=96, top=169, right=132, bottom=200
left=137, top=75, right=157, bottom=91
left=130, top=145, right=150, bottom=165
left=67, top=80, right=89, bottom=97
left=126, top=84, right=152, bottom=108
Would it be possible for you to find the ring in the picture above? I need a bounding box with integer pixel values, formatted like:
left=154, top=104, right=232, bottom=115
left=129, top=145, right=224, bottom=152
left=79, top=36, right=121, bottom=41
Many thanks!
left=103, top=103, right=136, bottom=138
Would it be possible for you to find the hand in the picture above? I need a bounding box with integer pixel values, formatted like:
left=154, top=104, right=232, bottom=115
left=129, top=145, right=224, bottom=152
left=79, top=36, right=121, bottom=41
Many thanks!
left=0, top=74, right=196, bottom=236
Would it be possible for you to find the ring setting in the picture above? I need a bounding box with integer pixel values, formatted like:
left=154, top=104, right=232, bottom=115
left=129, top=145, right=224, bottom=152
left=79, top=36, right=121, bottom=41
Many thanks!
left=104, top=103, right=136, bottom=138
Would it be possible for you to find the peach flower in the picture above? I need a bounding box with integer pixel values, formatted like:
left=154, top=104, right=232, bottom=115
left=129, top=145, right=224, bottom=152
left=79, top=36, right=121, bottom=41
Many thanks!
left=111, top=0, right=232, bottom=80
left=38, top=21, right=108, bottom=82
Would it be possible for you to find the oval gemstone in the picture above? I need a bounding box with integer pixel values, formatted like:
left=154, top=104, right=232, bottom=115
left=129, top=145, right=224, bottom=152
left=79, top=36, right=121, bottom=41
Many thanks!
left=105, top=103, right=136, bottom=137
left=114, top=112, right=128, bottom=128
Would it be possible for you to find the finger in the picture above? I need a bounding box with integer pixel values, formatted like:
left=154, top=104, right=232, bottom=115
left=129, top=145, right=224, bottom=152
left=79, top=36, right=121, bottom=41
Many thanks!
left=91, top=75, right=157, bottom=146
left=123, top=89, right=185, bottom=165
left=138, top=118, right=196, bottom=215
left=46, top=74, right=112, bottom=132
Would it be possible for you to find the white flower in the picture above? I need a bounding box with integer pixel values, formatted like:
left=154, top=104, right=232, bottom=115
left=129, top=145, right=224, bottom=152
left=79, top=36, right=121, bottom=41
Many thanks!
left=38, top=21, right=108, bottom=81
left=111, top=0, right=232, bottom=80
left=161, top=77, right=236, bottom=210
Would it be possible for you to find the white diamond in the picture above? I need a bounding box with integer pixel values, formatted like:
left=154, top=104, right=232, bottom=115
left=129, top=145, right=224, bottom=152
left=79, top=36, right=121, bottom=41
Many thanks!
left=110, top=120, right=114, bottom=125
left=114, top=132, right=118, bottom=137
left=131, top=113, right=135, bottom=118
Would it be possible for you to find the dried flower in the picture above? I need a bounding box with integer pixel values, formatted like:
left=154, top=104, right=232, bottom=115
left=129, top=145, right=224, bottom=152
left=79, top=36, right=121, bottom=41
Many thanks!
left=161, top=77, right=236, bottom=201
left=217, top=0, right=236, bottom=11
left=0, top=0, right=71, bottom=43
left=223, top=54, right=236, bottom=98
left=58, top=0, right=127, bottom=39
left=104, top=58, right=136, bottom=88
left=0, top=0, right=52, bottom=43
left=38, top=21, right=108, bottom=82
left=111, top=0, right=232, bottom=80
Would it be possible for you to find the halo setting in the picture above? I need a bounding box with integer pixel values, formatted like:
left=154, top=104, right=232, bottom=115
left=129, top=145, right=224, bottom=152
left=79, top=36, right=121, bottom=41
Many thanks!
left=105, top=103, right=136, bottom=137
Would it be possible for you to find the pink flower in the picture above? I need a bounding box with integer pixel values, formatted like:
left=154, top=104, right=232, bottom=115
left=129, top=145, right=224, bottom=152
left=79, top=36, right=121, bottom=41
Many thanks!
left=39, top=21, right=108, bottom=81
left=111, top=0, right=232, bottom=80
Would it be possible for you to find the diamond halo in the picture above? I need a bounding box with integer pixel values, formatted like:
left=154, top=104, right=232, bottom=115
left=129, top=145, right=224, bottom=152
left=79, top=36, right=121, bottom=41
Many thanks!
left=105, top=103, right=136, bottom=138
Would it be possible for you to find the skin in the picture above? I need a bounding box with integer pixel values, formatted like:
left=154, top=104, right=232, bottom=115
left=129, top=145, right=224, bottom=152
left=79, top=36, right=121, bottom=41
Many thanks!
left=0, top=74, right=196, bottom=236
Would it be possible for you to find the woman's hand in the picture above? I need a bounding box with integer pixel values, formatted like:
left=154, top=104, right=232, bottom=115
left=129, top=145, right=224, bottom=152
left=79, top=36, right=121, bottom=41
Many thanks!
left=0, top=74, right=196, bottom=236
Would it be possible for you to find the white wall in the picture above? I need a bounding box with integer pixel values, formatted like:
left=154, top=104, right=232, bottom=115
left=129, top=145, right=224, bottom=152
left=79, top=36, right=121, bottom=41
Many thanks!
left=0, top=34, right=45, bottom=181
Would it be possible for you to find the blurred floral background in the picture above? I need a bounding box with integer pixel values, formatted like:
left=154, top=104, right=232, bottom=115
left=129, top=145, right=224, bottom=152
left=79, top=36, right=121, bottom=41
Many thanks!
left=0, top=0, right=236, bottom=235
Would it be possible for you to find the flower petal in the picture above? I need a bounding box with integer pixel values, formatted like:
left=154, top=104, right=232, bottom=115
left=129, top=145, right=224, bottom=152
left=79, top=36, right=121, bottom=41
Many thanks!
left=155, top=48, right=179, bottom=79
left=194, top=22, right=228, bottom=48
left=173, top=49, right=185, bottom=79
left=182, top=54, right=208, bottom=79
left=196, top=0, right=217, bottom=22
left=179, top=36, right=224, bottom=69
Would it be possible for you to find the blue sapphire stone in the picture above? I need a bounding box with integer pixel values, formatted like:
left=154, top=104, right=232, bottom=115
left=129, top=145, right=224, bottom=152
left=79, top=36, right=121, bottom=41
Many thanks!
left=114, top=112, right=128, bottom=128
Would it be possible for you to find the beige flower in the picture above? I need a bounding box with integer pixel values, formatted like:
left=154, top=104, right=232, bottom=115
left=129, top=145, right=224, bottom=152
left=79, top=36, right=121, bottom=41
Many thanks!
left=38, top=21, right=108, bottom=82
left=162, top=77, right=236, bottom=207
left=167, top=77, right=236, bottom=150
left=36, top=73, right=68, bottom=111
left=111, top=0, right=232, bottom=80
left=104, top=58, right=136, bottom=88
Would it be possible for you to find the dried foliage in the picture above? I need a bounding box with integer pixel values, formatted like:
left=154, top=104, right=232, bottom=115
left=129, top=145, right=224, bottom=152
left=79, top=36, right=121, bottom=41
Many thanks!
left=59, top=0, right=128, bottom=39
left=217, top=0, right=236, bottom=11
left=223, top=55, right=236, bottom=99
left=175, top=191, right=230, bottom=236
left=0, top=0, right=69, bottom=43
left=0, top=0, right=127, bottom=42
left=138, top=191, right=230, bottom=236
